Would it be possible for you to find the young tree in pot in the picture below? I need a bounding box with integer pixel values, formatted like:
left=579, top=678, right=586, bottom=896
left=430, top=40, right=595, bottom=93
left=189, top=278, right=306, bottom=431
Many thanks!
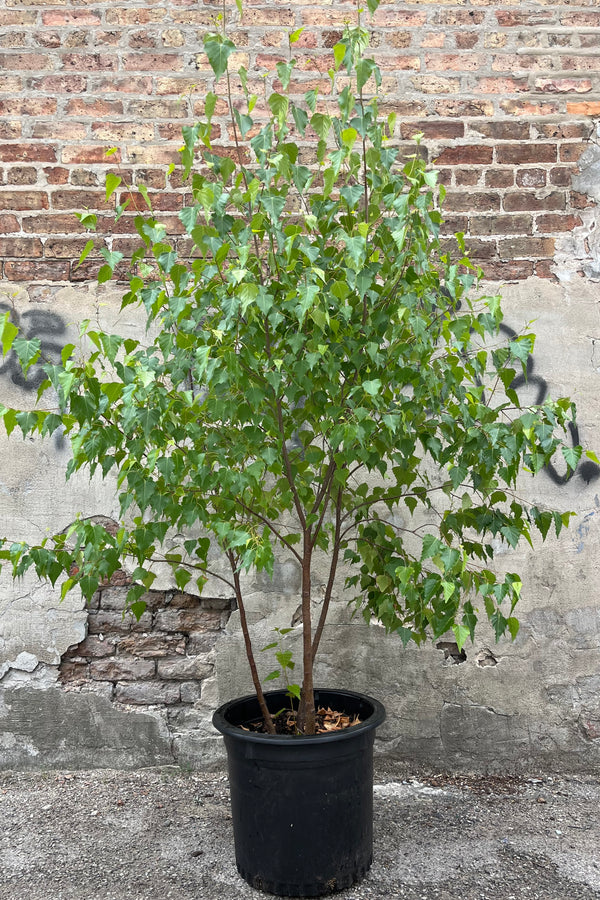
left=0, top=4, right=583, bottom=891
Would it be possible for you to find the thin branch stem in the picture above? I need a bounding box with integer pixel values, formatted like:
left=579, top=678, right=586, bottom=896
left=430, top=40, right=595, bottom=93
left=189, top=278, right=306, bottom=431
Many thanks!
left=226, top=549, right=276, bottom=734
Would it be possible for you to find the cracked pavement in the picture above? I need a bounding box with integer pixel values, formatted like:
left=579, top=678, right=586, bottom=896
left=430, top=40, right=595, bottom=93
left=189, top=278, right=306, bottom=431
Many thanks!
left=1, top=761, right=599, bottom=899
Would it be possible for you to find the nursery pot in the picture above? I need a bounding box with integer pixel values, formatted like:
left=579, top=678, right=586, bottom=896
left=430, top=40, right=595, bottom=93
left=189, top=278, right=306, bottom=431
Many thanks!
left=212, top=688, right=386, bottom=898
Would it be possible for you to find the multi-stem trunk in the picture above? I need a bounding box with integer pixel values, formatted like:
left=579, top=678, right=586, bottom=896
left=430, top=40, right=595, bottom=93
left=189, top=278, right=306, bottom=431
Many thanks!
left=296, top=534, right=316, bottom=733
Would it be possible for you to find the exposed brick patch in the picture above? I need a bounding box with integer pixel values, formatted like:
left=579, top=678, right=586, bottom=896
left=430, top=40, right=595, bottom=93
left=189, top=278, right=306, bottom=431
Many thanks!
left=59, top=584, right=234, bottom=711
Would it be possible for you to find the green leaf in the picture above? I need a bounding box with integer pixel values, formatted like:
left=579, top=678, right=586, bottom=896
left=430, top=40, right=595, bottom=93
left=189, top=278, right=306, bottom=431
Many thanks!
left=562, top=444, right=582, bottom=471
left=363, top=379, right=381, bottom=396
left=452, top=624, right=470, bottom=652
left=0, top=314, right=18, bottom=356
left=77, top=239, right=95, bottom=268
left=287, top=683, right=301, bottom=701
left=507, top=617, right=520, bottom=640
left=105, top=172, right=122, bottom=202
left=203, top=35, right=236, bottom=80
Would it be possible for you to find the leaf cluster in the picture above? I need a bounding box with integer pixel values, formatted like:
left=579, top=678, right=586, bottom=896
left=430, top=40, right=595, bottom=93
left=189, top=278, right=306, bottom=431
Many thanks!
left=0, top=7, right=582, bottom=729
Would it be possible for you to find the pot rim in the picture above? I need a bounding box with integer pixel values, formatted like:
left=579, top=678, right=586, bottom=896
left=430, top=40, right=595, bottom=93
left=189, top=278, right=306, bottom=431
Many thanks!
left=212, top=687, right=386, bottom=746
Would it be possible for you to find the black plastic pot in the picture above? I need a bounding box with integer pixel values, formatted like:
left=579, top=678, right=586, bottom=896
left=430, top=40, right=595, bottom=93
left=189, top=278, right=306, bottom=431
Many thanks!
left=212, top=688, right=386, bottom=897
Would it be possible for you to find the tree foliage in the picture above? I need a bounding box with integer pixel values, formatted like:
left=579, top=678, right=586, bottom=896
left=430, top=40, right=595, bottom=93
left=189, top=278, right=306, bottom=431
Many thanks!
left=0, top=3, right=580, bottom=733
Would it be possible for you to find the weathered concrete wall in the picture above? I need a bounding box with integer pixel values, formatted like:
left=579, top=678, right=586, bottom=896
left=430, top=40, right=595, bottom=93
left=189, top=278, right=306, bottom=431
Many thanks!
left=2, top=0, right=600, bottom=772
left=0, top=274, right=599, bottom=772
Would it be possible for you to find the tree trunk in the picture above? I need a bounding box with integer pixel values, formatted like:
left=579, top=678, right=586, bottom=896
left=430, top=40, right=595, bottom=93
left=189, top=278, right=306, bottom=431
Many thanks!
left=297, top=537, right=316, bottom=733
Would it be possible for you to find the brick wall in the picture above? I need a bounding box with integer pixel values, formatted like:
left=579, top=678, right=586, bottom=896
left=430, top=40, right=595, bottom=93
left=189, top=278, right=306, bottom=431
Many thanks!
left=0, top=0, right=599, bottom=283
left=60, top=580, right=233, bottom=713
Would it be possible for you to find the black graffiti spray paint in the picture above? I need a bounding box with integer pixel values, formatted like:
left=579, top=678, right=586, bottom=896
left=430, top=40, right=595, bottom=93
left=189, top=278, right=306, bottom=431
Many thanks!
left=497, top=322, right=600, bottom=486
left=0, top=304, right=68, bottom=449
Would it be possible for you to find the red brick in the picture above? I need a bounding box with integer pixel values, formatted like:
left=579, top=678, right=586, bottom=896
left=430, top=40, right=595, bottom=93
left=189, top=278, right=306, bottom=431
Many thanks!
left=561, top=12, right=600, bottom=27
left=0, top=237, right=43, bottom=257
left=498, top=237, right=555, bottom=259
left=549, top=167, right=571, bottom=187
left=0, top=143, right=56, bottom=162
left=0, top=53, right=52, bottom=70
left=71, top=168, right=99, bottom=187
left=425, top=53, right=485, bottom=71
left=400, top=121, right=465, bottom=140
left=411, top=75, right=460, bottom=94
left=435, top=145, right=493, bottom=166
left=123, top=53, right=183, bottom=71
left=496, top=144, right=557, bottom=165
left=571, top=191, right=595, bottom=210
left=0, top=214, right=19, bottom=232
left=61, top=54, right=118, bottom=71
left=97, top=30, right=120, bottom=46
left=372, top=8, right=426, bottom=26
left=7, top=166, right=37, bottom=185
left=44, top=237, right=98, bottom=258
left=51, top=189, right=113, bottom=210
left=42, top=9, right=100, bottom=25
left=132, top=99, right=189, bottom=119
left=118, top=191, right=183, bottom=212
left=536, top=214, right=582, bottom=232
left=4, top=260, right=70, bottom=281
left=66, top=98, right=124, bottom=116
left=485, top=170, right=514, bottom=188
left=500, top=100, right=560, bottom=116
left=561, top=56, right=600, bottom=72
left=91, top=122, right=155, bottom=141
left=558, top=144, right=584, bottom=163
left=461, top=239, right=497, bottom=260
left=0, top=32, right=28, bottom=49
left=444, top=192, right=501, bottom=213
left=32, top=122, right=87, bottom=140
left=90, top=658, right=155, bottom=681
left=476, top=77, right=529, bottom=93
left=28, top=75, right=87, bottom=93
left=440, top=215, right=468, bottom=234
left=0, top=190, right=48, bottom=210
left=128, top=30, right=158, bottom=50
left=44, top=167, right=69, bottom=184
left=33, top=31, right=61, bottom=49
left=503, top=191, right=566, bottom=212
left=496, top=10, right=556, bottom=26
left=455, top=169, right=480, bottom=187
left=455, top=33, right=479, bottom=50
left=434, top=100, right=494, bottom=117
left=0, top=98, right=57, bottom=116
left=469, top=121, right=531, bottom=141
left=576, top=35, right=600, bottom=49
left=535, top=78, right=592, bottom=94
left=434, top=10, right=485, bottom=26
left=22, top=213, right=88, bottom=234
left=241, top=7, right=295, bottom=25
left=470, top=215, right=532, bottom=236
left=566, top=101, right=600, bottom=115
left=516, top=168, right=547, bottom=188
left=534, top=260, right=556, bottom=280
left=61, top=146, right=122, bottom=164
left=91, top=76, right=153, bottom=93
left=481, top=260, right=534, bottom=281
left=0, top=11, right=37, bottom=25
left=0, top=75, right=22, bottom=93
left=535, top=122, right=593, bottom=140
left=105, top=7, right=167, bottom=25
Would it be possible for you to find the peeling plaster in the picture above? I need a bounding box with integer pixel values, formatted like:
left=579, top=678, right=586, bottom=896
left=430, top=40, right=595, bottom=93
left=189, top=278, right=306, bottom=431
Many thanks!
left=554, top=123, right=600, bottom=282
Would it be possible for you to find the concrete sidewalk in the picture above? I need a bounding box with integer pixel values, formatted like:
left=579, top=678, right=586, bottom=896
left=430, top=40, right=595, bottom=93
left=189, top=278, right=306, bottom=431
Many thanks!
left=1, top=761, right=599, bottom=900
